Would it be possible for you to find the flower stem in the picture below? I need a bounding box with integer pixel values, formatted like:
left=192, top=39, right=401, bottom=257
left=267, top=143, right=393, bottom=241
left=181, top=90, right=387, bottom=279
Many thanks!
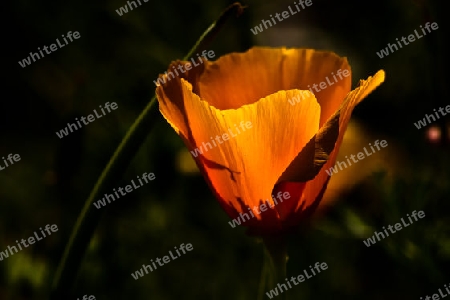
left=259, top=235, right=288, bottom=300
left=50, top=96, right=160, bottom=299
left=50, top=3, right=246, bottom=299
left=184, top=2, right=246, bottom=59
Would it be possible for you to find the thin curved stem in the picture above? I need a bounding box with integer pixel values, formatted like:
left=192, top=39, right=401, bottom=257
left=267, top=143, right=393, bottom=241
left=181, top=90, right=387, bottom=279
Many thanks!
left=50, top=96, right=160, bottom=299
left=50, top=3, right=246, bottom=299
left=259, top=235, right=288, bottom=300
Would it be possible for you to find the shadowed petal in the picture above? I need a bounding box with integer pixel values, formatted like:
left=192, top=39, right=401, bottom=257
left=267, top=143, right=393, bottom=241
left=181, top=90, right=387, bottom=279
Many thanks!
left=283, top=70, right=386, bottom=224
left=158, top=76, right=321, bottom=226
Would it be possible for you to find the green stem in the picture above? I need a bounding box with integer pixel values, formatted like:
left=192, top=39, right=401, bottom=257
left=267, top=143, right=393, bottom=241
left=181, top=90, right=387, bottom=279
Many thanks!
left=50, top=3, right=246, bottom=299
left=50, top=95, right=160, bottom=299
left=259, top=235, right=288, bottom=300
left=184, top=2, right=246, bottom=59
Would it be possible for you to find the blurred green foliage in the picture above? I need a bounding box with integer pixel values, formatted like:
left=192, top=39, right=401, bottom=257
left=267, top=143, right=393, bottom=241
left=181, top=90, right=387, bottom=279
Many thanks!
left=1, top=0, right=448, bottom=299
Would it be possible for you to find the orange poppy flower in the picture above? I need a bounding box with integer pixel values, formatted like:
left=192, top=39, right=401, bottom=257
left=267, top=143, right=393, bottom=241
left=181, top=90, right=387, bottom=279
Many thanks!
left=156, top=47, right=385, bottom=235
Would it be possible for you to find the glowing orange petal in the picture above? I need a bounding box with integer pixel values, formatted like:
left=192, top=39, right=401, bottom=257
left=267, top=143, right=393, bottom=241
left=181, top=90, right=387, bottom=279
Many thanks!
left=280, top=49, right=352, bottom=126
left=155, top=60, right=206, bottom=147
left=286, top=70, right=386, bottom=224
left=198, top=47, right=351, bottom=117
left=156, top=47, right=385, bottom=234
left=158, top=75, right=321, bottom=229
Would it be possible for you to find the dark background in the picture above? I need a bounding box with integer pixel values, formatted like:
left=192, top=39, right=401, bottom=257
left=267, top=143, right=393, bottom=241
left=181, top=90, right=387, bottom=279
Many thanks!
left=1, top=0, right=449, bottom=299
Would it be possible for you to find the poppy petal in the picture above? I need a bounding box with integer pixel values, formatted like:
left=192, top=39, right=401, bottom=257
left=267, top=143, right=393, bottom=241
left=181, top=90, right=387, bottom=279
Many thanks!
left=155, top=60, right=206, bottom=148
left=198, top=47, right=351, bottom=116
left=158, top=77, right=321, bottom=223
left=290, top=70, right=385, bottom=219
left=280, top=49, right=352, bottom=126
left=198, top=48, right=288, bottom=110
